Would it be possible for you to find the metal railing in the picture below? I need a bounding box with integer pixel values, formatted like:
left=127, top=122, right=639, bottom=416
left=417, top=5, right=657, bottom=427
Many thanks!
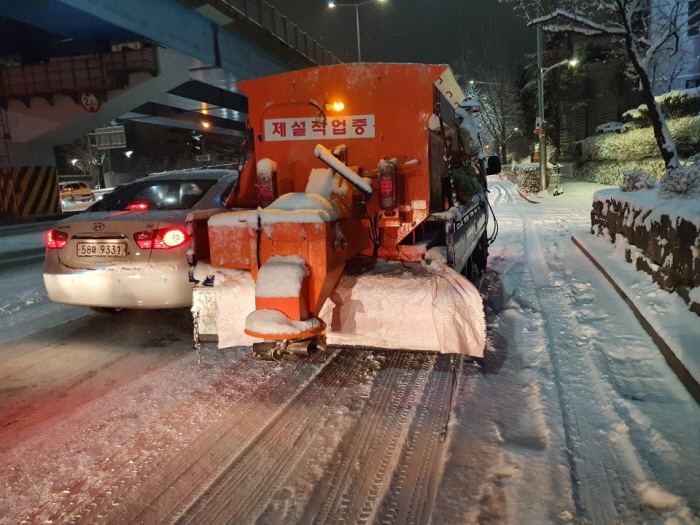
left=213, top=0, right=342, bottom=66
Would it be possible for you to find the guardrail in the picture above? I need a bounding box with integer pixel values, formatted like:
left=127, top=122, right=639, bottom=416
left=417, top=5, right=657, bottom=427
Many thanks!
left=214, top=0, right=342, bottom=66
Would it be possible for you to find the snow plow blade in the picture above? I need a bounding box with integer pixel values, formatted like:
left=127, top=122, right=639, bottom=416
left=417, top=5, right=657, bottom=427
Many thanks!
left=192, top=257, right=486, bottom=358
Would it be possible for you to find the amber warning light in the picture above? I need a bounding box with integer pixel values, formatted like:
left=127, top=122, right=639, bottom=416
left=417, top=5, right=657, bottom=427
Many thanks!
left=325, top=101, right=345, bottom=112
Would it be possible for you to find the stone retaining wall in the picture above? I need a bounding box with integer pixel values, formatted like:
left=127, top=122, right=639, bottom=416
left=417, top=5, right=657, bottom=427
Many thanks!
left=591, top=194, right=700, bottom=315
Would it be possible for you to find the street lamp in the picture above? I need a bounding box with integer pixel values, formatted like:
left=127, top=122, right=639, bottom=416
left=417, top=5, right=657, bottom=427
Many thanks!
left=536, top=26, right=578, bottom=191
left=327, top=0, right=387, bottom=62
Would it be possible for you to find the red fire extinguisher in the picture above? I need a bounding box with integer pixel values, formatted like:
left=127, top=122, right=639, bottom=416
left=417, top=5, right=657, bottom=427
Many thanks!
left=378, top=158, right=398, bottom=210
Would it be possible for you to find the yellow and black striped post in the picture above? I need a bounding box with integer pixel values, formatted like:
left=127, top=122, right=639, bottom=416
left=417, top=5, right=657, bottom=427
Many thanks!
left=0, top=166, right=61, bottom=220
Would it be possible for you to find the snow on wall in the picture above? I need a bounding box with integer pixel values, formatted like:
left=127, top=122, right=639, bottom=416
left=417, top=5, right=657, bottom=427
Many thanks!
left=593, top=187, right=700, bottom=230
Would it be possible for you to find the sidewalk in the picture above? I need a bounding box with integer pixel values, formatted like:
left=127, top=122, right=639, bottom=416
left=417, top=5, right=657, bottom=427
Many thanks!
left=572, top=232, right=700, bottom=404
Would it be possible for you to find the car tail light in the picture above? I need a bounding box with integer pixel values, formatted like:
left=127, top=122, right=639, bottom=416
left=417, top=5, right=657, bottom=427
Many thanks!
left=46, top=229, right=68, bottom=249
left=134, top=227, right=189, bottom=250
left=126, top=201, right=150, bottom=211
left=378, top=158, right=398, bottom=210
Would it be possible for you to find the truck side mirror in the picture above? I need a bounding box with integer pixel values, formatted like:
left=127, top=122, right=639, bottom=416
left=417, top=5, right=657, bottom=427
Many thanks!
left=486, top=155, right=502, bottom=175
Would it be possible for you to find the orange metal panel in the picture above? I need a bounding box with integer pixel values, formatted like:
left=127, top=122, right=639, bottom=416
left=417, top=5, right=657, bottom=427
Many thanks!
left=209, top=222, right=252, bottom=269
left=234, top=63, right=451, bottom=247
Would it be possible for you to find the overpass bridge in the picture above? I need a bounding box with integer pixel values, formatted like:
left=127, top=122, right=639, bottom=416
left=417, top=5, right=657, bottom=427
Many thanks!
left=0, top=0, right=340, bottom=219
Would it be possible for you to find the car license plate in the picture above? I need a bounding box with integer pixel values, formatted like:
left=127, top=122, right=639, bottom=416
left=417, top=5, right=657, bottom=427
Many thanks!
left=77, top=242, right=127, bottom=257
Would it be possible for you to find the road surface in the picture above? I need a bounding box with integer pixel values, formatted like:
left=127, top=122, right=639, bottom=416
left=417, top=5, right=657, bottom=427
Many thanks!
left=0, top=179, right=698, bottom=524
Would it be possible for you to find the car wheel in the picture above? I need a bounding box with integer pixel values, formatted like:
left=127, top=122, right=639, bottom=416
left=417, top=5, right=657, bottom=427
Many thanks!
left=90, top=307, right=125, bottom=314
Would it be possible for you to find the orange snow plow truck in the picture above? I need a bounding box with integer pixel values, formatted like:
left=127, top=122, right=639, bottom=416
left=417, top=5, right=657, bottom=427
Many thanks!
left=190, top=63, right=501, bottom=359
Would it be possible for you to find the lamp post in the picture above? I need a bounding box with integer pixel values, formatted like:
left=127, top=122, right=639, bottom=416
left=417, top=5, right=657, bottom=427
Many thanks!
left=537, top=26, right=578, bottom=191
left=328, top=0, right=386, bottom=62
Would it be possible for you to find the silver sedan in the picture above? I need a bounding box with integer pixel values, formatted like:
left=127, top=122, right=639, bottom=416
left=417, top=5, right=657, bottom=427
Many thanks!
left=44, top=169, right=238, bottom=311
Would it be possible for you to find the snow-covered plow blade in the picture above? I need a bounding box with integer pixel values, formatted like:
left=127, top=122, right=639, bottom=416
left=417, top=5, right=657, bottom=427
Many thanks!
left=193, top=256, right=485, bottom=357
left=189, top=63, right=499, bottom=359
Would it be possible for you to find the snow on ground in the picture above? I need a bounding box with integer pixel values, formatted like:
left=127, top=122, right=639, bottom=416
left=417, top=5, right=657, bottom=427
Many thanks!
left=0, top=261, right=90, bottom=344
left=455, top=175, right=700, bottom=523
left=0, top=224, right=90, bottom=343
left=575, top=233, right=700, bottom=385
left=0, top=176, right=698, bottom=524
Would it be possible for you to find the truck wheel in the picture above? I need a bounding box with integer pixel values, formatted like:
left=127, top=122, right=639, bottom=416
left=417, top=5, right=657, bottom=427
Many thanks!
left=475, top=232, right=489, bottom=273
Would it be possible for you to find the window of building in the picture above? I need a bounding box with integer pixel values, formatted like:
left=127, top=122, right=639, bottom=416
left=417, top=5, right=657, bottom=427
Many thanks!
left=689, top=0, right=700, bottom=37
left=686, top=78, right=700, bottom=88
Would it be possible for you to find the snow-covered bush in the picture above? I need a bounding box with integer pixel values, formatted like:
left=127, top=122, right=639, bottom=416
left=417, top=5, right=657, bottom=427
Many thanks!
left=659, top=164, right=700, bottom=198
left=578, top=116, right=700, bottom=163
left=574, top=159, right=666, bottom=185
left=622, top=108, right=643, bottom=122
left=685, top=152, right=700, bottom=164
left=619, top=169, right=657, bottom=192
left=596, top=121, right=623, bottom=134
left=619, top=121, right=642, bottom=133
left=656, top=87, right=700, bottom=119
left=628, top=88, right=700, bottom=125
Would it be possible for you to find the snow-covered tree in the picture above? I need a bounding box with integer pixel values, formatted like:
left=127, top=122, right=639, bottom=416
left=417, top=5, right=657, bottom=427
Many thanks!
left=454, top=21, right=525, bottom=163
left=501, top=0, right=690, bottom=169
left=467, top=72, right=525, bottom=163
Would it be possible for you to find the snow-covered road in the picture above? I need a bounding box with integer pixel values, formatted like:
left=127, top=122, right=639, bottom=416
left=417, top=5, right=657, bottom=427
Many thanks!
left=0, top=177, right=697, bottom=524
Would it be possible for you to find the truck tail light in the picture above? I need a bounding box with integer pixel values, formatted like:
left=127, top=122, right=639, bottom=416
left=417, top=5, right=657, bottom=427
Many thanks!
left=378, top=158, right=398, bottom=210
left=256, top=158, right=278, bottom=207
left=46, top=229, right=68, bottom=249
left=134, top=227, right=189, bottom=250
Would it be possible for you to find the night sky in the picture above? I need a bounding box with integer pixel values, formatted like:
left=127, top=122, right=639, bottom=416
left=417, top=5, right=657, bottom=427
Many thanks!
left=269, top=0, right=535, bottom=71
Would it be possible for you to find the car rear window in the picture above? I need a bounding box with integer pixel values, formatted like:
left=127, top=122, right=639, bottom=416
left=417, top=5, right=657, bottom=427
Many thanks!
left=89, top=179, right=217, bottom=211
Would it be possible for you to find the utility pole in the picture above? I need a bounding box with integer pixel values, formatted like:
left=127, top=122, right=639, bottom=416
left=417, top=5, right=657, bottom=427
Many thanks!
left=537, top=25, right=547, bottom=192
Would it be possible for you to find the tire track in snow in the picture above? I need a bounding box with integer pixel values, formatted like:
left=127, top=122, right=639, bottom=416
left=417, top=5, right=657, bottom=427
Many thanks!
left=168, top=348, right=369, bottom=525
left=301, top=351, right=431, bottom=525
left=514, top=204, right=648, bottom=523
left=172, top=350, right=455, bottom=525
left=22, top=350, right=335, bottom=525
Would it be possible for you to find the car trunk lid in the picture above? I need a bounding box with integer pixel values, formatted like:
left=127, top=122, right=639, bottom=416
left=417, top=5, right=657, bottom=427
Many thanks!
left=54, top=210, right=185, bottom=268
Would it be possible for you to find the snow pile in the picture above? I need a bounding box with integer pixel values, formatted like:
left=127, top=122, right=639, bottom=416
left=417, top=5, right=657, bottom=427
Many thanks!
left=207, top=209, right=250, bottom=228
left=258, top=192, right=340, bottom=223
left=314, top=144, right=372, bottom=195
left=659, top=165, right=700, bottom=198
left=637, top=482, right=682, bottom=511
left=194, top=264, right=258, bottom=348
left=305, top=168, right=335, bottom=198
left=619, top=169, right=657, bottom=192
left=255, top=255, right=309, bottom=298
left=256, top=158, right=277, bottom=178
left=596, top=121, right=623, bottom=134
left=245, top=308, right=322, bottom=336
